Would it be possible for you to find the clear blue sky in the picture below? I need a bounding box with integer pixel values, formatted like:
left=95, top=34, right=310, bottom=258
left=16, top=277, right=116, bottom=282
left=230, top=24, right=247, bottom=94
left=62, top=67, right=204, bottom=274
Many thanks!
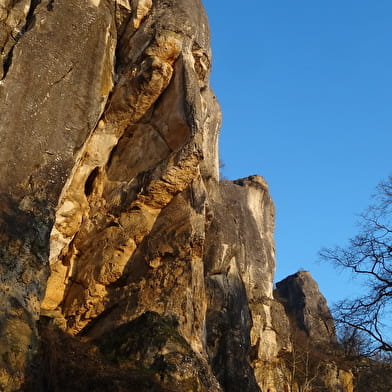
left=203, top=0, right=392, bottom=307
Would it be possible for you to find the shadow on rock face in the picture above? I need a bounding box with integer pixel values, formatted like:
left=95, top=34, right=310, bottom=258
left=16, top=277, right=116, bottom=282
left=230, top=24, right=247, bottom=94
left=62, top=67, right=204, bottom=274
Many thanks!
left=25, top=311, right=220, bottom=392
left=24, top=316, right=162, bottom=392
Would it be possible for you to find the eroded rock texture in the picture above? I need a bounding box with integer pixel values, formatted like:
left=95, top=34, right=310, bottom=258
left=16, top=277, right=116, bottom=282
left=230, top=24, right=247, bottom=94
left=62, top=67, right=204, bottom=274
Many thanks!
left=275, top=270, right=337, bottom=345
left=0, top=1, right=354, bottom=391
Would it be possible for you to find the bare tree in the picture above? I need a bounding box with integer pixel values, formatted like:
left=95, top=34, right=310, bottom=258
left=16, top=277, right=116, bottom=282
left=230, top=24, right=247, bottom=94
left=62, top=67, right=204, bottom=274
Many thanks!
left=337, top=324, right=372, bottom=358
left=279, top=326, right=325, bottom=392
left=320, top=176, right=392, bottom=355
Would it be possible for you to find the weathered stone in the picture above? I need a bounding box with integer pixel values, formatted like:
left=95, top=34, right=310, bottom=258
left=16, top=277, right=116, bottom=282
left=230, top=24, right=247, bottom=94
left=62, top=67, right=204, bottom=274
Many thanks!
left=275, top=270, right=337, bottom=344
left=96, top=311, right=222, bottom=392
left=0, top=1, right=358, bottom=391
left=1, top=0, right=218, bottom=389
left=0, top=0, right=31, bottom=80
left=323, top=364, right=354, bottom=392
left=0, top=1, right=116, bottom=388
left=204, top=176, right=276, bottom=392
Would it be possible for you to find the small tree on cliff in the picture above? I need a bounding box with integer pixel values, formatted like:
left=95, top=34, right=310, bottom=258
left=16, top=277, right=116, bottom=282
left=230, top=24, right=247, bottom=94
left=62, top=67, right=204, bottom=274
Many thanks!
left=279, top=320, right=329, bottom=392
left=320, top=176, right=392, bottom=355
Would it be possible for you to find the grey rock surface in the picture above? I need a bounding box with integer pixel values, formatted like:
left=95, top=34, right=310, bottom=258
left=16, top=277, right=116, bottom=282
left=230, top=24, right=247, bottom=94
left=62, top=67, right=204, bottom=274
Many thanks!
left=275, top=270, right=337, bottom=344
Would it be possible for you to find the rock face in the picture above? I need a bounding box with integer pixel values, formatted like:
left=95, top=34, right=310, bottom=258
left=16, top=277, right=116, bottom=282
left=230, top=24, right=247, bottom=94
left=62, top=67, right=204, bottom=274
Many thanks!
left=275, top=271, right=337, bottom=345
left=0, top=1, right=353, bottom=391
left=273, top=272, right=353, bottom=392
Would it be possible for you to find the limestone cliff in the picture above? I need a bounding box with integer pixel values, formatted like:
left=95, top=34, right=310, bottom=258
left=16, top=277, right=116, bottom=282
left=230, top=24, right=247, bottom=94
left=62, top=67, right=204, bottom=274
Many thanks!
left=275, top=271, right=336, bottom=345
left=273, top=272, right=354, bottom=392
left=0, top=1, right=354, bottom=391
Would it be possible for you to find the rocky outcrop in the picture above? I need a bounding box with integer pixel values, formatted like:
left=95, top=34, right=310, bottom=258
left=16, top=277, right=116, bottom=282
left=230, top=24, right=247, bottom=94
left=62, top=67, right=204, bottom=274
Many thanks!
left=0, top=1, right=355, bottom=391
left=204, top=176, right=277, bottom=391
left=273, top=271, right=353, bottom=392
left=275, top=271, right=337, bottom=345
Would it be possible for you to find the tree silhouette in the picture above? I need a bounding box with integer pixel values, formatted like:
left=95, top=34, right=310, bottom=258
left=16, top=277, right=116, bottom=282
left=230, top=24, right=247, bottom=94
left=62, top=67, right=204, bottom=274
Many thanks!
left=320, top=176, right=392, bottom=355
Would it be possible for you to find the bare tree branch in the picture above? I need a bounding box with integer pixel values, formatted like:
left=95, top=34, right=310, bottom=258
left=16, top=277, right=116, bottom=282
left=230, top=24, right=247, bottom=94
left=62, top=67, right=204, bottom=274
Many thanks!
left=320, top=175, right=392, bottom=355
